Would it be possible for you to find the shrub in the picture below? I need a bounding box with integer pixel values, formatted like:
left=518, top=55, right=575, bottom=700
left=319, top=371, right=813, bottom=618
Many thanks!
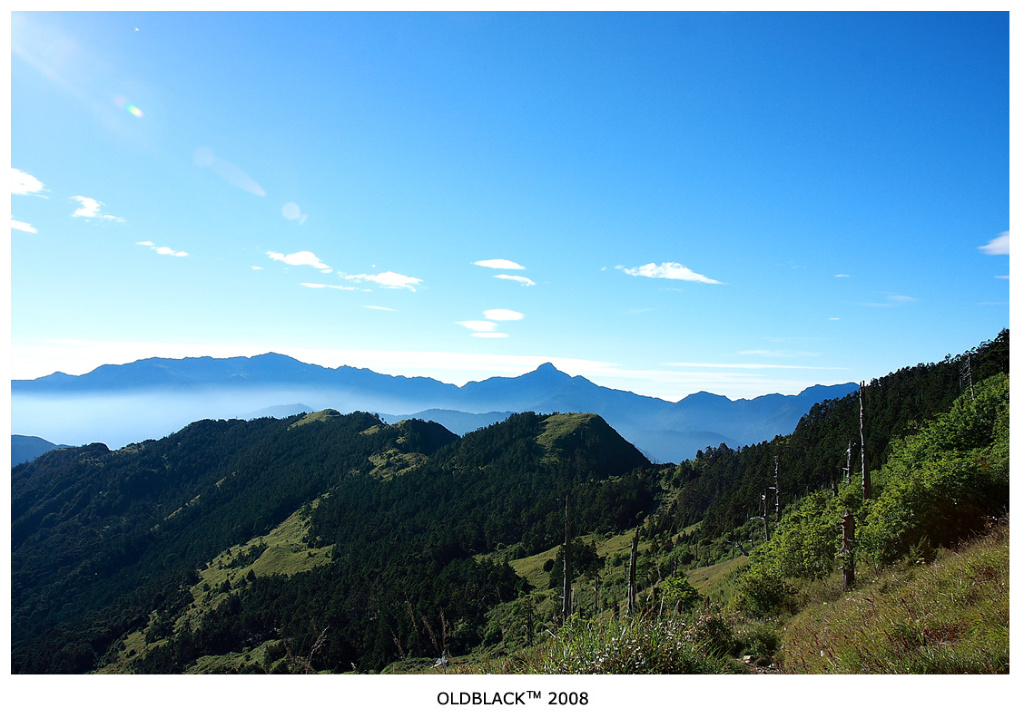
left=662, top=575, right=701, bottom=613
left=860, top=374, right=1009, bottom=565
left=539, top=613, right=743, bottom=674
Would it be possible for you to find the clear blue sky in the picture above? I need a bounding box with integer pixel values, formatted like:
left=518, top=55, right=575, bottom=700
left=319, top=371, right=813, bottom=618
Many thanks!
left=10, top=10, right=1010, bottom=400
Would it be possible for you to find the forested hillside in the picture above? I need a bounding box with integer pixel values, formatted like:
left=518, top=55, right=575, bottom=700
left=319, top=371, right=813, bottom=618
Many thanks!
left=12, top=411, right=656, bottom=672
left=10, top=331, right=1009, bottom=674
left=655, top=330, right=1008, bottom=546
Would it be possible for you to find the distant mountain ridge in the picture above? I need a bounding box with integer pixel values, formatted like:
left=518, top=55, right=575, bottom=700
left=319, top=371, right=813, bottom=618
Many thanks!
left=12, top=354, right=859, bottom=462
left=11, top=435, right=73, bottom=467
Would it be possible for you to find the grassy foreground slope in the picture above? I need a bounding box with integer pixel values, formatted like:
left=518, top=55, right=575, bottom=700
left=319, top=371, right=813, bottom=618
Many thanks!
left=778, top=522, right=1008, bottom=673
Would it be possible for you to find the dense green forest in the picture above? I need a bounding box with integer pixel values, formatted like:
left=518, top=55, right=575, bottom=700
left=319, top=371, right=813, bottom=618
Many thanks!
left=10, top=330, right=1009, bottom=673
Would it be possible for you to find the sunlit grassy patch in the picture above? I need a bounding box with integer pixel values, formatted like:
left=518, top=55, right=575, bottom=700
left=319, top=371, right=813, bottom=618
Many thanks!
left=778, top=523, right=1008, bottom=673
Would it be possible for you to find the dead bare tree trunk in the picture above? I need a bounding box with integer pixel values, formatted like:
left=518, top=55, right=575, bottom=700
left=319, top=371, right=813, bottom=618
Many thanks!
left=562, top=494, right=572, bottom=622
left=773, top=455, right=781, bottom=521
left=860, top=381, right=871, bottom=500
left=840, top=510, right=856, bottom=591
left=627, top=527, right=639, bottom=616
left=843, top=439, right=852, bottom=485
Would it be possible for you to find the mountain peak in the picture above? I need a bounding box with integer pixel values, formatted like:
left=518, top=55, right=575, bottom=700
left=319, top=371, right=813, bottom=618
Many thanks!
left=531, top=362, right=567, bottom=376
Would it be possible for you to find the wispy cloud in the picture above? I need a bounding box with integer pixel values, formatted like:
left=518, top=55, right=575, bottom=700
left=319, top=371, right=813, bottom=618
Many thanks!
left=738, top=349, right=823, bottom=358
left=300, top=282, right=356, bottom=291
left=458, top=309, right=524, bottom=339
left=267, top=250, right=331, bottom=272
left=483, top=309, right=524, bottom=321
left=835, top=273, right=850, bottom=278
left=978, top=231, right=1009, bottom=256
left=475, top=259, right=524, bottom=270
left=475, top=259, right=535, bottom=286
left=11, top=168, right=46, bottom=195
left=342, top=270, right=423, bottom=291
left=366, top=305, right=396, bottom=312
left=851, top=294, right=917, bottom=308
left=618, top=262, right=722, bottom=284
left=11, top=216, right=38, bottom=233
left=495, top=274, right=536, bottom=287
left=137, top=241, right=187, bottom=257
left=666, top=361, right=847, bottom=370
left=457, top=320, right=499, bottom=332
left=71, top=195, right=124, bottom=222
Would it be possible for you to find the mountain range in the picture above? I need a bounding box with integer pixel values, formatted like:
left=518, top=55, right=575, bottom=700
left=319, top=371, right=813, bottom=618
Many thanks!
left=12, top=353, right=858, bottom=463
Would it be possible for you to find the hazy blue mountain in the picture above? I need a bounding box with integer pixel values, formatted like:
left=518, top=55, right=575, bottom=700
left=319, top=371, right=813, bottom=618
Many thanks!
left=11, top=435, right=73, bottom=467
left=239, top=403, right=315, bottom=420
left=380, top=409, right=514, bottom=436
left=12, top=353, right=858, bottom=462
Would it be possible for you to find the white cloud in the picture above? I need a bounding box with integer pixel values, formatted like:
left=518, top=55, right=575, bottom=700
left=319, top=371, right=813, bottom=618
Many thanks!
left=495, top=274, right=536, bottom=287
left=11, top=168, right=45, bottom=195
left=475, top=259, right=524, bottom=270
left=458, top=309, right=524, bottom=338
left=618, top=262, right=722, bottom=284
left=835, top=273, right=850, bottom=278
left=457, top=320, right=499, bottom=332
left=300, top=282, right=355, bottom=291
left=137, top=240, right=187, bottom=257
left=71, top=195, right=124, bottom=222
left=11, top=216, right=38, bottom=233
left=72, top=196, right=101, bottom=217
left=978, top=232, right=1009, bottom=255
left=484, top=309, right=524, bottom=321
left=251, top=265, right=263, bottom=271
left=366, top=305, right=396, bottom=312
left=266, top=250, right=330, bottom=271
left=344, top=270, right=423, bottom=291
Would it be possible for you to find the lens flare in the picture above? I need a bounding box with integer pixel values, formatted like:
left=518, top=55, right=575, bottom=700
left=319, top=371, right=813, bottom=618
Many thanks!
left=113, top=94, right=144, bottom=118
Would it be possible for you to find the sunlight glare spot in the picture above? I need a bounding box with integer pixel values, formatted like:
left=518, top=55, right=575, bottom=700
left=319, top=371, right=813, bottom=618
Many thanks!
left=114, top=94, right=144, bottom=118
left=282, top=202, right=307, bottom=223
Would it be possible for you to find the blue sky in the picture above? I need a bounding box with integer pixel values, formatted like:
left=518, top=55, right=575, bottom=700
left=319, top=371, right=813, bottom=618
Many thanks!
left=9, top=10, right=1010, bottom=400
